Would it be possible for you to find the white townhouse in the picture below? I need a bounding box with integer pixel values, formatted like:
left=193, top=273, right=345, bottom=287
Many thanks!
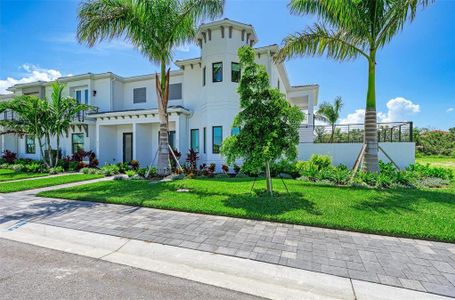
left=1, top=19, right=319, bottom=168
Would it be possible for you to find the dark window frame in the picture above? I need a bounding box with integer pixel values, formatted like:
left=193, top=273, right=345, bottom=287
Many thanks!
left=231, top=62, right=240, bottom=83
left=190, top=129, right=199, bottom=153
left=212, top=126, right=223, bottom=154
left=71, top=133, right=85, bottom=154
left=133, top=87, right=147, bottom=103
left=212, top=62, right=223, bottom=83
left=203, top=66, right=206, bottom=86
left=203, top=127, right=206, bottom=154
left=25, top=135, right=35, bottom=154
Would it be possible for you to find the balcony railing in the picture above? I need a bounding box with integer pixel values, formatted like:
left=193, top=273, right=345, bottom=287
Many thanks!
left=1, top=110, right=16, bottom=121
left=309, top=121, right=413, bottom=143
left=73, top=107, right=98, bottom=123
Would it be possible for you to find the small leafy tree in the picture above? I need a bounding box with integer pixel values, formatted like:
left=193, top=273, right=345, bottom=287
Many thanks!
left=222, top=46, right=304, bottom=196
left=0, top=95, right=49, bottom=162
left=315, top=96, right=343, bottom=143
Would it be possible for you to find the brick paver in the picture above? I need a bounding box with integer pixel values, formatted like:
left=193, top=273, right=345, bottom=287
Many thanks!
left=1, top=188, right=454, bottom=298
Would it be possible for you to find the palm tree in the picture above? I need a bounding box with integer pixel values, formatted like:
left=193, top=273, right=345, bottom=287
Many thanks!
left=275, top=0, right=433, bottom=172
left=77, top=0, right=224, bottom=176
left=49, top=82, right=92, bottom=166
left=315, top=96, right=343, bottom=143
left=0, top=96, right=49, bottom=164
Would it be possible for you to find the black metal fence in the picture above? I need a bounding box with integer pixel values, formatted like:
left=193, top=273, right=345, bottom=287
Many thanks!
left=312, top=121, right=413, bottom=143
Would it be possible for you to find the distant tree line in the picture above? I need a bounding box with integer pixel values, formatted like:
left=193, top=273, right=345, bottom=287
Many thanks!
left=414, top=128, right=455, bottom=156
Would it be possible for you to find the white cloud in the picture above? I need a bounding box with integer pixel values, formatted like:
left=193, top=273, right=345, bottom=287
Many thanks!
left=447, top=107, right=454, bottom=113
left=340, top=97, right=420, bottom=124
left=380, top=97, right=420, bottom=122
left=340, top=109, right=366, bottom=124
left=0, top=64, right=63, bottom=94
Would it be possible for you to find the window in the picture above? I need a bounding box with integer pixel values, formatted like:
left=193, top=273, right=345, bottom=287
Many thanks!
left=75, top=89, right=88, bottom=104
left=72, top=133, right=84, bottom=154
left=212, top=62, right=223, bottom=82
left=203, top=127, right=206, bottom=153
left=212, top=126, right=222, bottom=154
left=168, top=131, right=176, bottom=150
left=231, top=127, right=240, bottom=136
left=203, top=67, right=206, bottom=86
left=231, top=62, right=240, bottom=82
left=25, top=135, right=35, bottom=154
left=190, top=129, right=199, bottom=152
left=169, top=83, right=182, bottom=100
left=133, top=87, right=146, bottom=103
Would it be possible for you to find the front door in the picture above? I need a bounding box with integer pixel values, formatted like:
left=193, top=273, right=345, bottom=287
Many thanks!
left=123, top=133, right=133, bottom=163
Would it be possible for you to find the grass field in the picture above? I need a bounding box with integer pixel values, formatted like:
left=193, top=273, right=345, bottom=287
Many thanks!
left=416, top=156, right=455, bottom=172
left=39, top=176, right=455, bottom=242
left=0, top=174, right=103, bottom=193
left=0, top=169, right=48, bottom=182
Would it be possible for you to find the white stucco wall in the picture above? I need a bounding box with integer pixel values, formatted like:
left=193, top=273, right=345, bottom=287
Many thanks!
left=298, top=142, right=416, bottom=169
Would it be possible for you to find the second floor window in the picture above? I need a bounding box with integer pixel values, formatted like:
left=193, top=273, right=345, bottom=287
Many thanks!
left=169, top=83, right=182, bottom=100
left=72, top=133, right=84, bottom=154
left=212, top=62, right=223, bottom=82
left=25, top=135, right=35, bottom=154
left=133, top=87, right=146, bottom=103
left=231, top=62, right=240, bottom=82
left=191, top=129, right=199, bottom=152
left=75, top=89, right=88, bottom=105
left=203, top=67, right=206, bottom=86
left=212, top=126, right=222, bottom=154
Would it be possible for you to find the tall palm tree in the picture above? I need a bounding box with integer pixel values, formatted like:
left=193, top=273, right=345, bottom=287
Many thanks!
left=315, top=96, right=343, bottom=142
left=275, top=0, right=433, bottom=172
left=77, top=0, right=224, bottom=175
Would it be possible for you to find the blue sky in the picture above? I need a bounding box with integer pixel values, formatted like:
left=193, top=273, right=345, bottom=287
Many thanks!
left=1, top=0, right=454, bottom=129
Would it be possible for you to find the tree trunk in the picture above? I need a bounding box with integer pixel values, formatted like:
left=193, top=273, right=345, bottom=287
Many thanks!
left=38, top=137, right=46, bottom=167
left=265, top=160, right=273, bottom=197
left=54, top=135, right=60, bottom=167
left=330, top=124, right=335, bottom=143
left=156, top=63, right=171, bottom=176
left=363, top=53, right=379, bottom=173
left=46, top=135, right=53, bottom=167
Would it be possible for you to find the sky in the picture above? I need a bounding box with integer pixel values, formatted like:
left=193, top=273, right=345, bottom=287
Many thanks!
left=0, top=0, right=454, bottom=129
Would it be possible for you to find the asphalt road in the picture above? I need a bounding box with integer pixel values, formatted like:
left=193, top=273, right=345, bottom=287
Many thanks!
left=0, top=238, right=263, bottom=300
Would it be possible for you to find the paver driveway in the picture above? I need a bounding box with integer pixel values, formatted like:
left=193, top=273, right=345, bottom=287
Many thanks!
left=1, top=184, right=454, bottom=298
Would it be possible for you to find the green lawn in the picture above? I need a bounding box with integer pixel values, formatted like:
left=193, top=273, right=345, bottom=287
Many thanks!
left=38, top=177, right=455, bottom=242
left=416, top=156, right=455, bottom=172
left=0, top=169, right=48, bottom=182
left=0, top=174, right=103, bottom=193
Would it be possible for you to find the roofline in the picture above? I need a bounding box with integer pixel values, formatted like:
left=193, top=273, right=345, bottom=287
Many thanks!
left=197, top=18, right=258, bottom=45
left=7, top=70, right=185, bottom=92
left=88, top=106, right=191, bottom=118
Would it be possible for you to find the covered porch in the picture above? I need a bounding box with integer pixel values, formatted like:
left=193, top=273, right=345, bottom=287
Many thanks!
left=91, top=107, right=190, bottom=167
left=287, top=84, right=318, bottom=143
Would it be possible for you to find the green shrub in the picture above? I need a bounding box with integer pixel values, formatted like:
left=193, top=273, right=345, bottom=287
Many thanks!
left=270, top=159, right=300, bottom=178
left=125, top=170, right=136, bottom=178
left=407, top=163, right=453, bottom=181
left=310, top=154, right=332, bottom=170
left=116, top=162, right=129, bottom=173
left=101, top=164, right=120, bottom=176
left=49, top=166, right=64, bottom=175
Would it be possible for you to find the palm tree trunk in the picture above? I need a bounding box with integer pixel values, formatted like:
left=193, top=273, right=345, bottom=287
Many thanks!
left=46, top=134, right=54, bottom=167
left=363, top=53, right=379, bottom=173
left=156, top=62, right=170, bottom=176
left=54, top=135, right=60, bottom=167
left=330, top=124, right=335, bottom=143
left=38, top=137, right=46, bottom=167
left=265, top=160, right=273, bottom=197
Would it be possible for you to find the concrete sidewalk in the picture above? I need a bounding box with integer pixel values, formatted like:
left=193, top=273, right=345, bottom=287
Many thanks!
left=0, top=221, right=451, bottom=300
left=0, top=181, right=454, bottom=298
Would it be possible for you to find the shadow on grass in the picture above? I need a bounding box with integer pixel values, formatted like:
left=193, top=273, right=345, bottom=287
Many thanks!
left=40, top=179, right=322, bottom=216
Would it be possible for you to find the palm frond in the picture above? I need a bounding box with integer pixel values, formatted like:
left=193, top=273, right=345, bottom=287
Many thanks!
left=289, top=0, right=370, bottom=38
left=275, top=23, right=369, bottom=63
left=375, top=0, right=434, bottom=48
